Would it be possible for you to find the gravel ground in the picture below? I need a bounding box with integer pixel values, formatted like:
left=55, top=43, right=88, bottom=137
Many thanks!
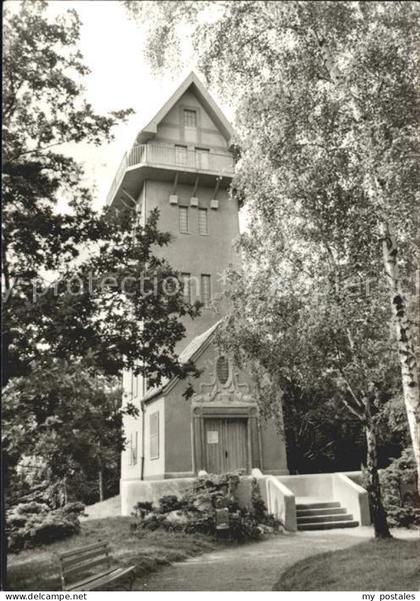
left=136, top=527, right=419, bottom=591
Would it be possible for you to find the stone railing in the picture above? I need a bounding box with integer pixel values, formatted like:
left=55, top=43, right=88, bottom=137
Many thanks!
left=252, top=469, right=297, bottom=531
left=333, top=473, right=370, bottom=525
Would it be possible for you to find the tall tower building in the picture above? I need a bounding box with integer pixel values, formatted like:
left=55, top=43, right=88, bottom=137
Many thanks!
left=106, top=73, right=288, bottom=514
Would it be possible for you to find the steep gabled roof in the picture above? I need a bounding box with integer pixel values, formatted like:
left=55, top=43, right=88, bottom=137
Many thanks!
left=142, top=320, right=222, bottom=403
left=136, top=72, right=234, bottom=146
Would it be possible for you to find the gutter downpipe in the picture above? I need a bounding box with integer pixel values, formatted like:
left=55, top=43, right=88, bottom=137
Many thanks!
left=140, top=398, right=145, bottom=480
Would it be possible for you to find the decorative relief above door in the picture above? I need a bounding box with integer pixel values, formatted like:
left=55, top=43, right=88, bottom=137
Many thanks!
left=192, top=354, right=254, bottom=404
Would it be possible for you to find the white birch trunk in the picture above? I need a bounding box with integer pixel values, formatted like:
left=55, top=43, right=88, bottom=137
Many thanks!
left=381, top=221, right=420, bottom=485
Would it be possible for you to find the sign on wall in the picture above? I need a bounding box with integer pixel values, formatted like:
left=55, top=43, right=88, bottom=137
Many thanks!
left=207, top=430, right=219, bottom=444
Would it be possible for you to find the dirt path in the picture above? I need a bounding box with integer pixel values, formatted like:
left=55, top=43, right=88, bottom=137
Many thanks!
left=81, top=495, right=121, bottom=520
left=136, top=530, right=368, bottom=591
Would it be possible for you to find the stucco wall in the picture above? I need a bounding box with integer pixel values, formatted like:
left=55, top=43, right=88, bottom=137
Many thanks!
left=121, top=477, right=195, bottom=516
left=164, top=391, right=194, bottom=477
left=120, top=475, right=256, bottom=516
left=260, top=418, right=289, bottom=475
left=278, top=473, right=335, bottom=498
left=141, top=179, right=239, bottom=345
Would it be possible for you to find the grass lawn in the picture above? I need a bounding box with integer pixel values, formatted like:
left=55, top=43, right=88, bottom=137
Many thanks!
left=274, top=538, right=420, bottom=591
left=7, top=517, right=216, bottom=591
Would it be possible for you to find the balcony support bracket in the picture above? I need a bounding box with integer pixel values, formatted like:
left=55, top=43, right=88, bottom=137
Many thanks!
left=172, top=172, right=179, bottom=195
left=213, top=177, right=221, bottom=201
left=121, top=188, right=137, bottom=207
left=192, top=176, right=200, bottom=199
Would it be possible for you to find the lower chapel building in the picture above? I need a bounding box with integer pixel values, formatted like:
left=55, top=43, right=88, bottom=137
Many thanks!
left=105, top=73, right=289, bottom=504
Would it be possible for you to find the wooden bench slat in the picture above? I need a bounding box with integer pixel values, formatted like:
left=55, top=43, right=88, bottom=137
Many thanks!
left=59, top=542, right=108, bottom=559
left=64, top=555, right=111, bottom=580
left=61, top=547, right=109, bottom=569
left=66, top=567, right=135, bottom=592
left=64, top=568, right=116, bottom=591
left=59, top=541, right=134, bottom=592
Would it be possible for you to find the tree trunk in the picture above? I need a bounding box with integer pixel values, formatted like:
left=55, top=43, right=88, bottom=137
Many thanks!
left=365, top=422, right=392, bottom=539
left=1, top=443, right=8, bottom=589
left=382, top=221, right=420, bottom=486
left=98, top=468, right=104, bottom=503
left=63, top=478, right=68, bottom=506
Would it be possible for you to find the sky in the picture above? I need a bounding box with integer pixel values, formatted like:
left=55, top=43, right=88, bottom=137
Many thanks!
left=39, top=1, right=233, bottom=211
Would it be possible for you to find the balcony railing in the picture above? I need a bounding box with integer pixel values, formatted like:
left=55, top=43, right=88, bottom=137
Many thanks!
left=106, top=143, right=235, bottom=206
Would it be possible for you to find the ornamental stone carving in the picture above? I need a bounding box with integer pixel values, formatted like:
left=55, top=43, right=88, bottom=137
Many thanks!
left=192, top=353, right=254, bottom=405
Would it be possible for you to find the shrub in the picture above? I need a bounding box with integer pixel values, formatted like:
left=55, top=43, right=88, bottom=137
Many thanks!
left=7, top=502, right=85, bottom=553
left=159, top=495, right=185, bottom=513
left=132, top=501, right=154, bottom=519
left=131, top=473, right=281, bottom=542
left=380, top=448, right=419, bottom=528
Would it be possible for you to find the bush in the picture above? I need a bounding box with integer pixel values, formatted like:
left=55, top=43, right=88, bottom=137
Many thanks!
left=159, top=495, right=185, bottom=513
left=131, top=473, right=281, bottom=542
left=7, top=502, right=85, bottom=553
left=132, top=501, right=154, bottom=519
left=380, top=448, right=419, bottom=528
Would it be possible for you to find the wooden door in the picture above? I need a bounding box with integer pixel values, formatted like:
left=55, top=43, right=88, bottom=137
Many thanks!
left=224, top=419, right=248, bottom=472
left=204, top=419, right=248, bottom=473
left=204, top=419, right=224, bottom=474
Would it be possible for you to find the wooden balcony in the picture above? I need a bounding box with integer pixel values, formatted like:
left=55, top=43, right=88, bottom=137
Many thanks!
left=106, top=143, right=235, bottom=209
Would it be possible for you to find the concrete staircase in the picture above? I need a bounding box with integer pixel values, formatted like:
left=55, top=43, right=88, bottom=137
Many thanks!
left=296, top=499, right=359, bottom=531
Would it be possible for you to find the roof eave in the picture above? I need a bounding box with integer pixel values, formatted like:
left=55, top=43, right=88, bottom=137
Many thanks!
left=143, top=320, right=223, bottom=404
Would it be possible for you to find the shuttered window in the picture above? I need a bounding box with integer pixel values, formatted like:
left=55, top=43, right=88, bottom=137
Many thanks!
left=201, top=274, right=211, bottom=308
left=195, top=147, right=209, bottom=169
left=198, top=208, right=208, bottom=235
left=175, top=144, right=187, bottom=165
left=149, top=412, right=159, bottom=460
left=184, top=109, right=197, bottom=128
left=179, top=207, right=188, bottom=233
left=182, top=273, right=191, bottom=303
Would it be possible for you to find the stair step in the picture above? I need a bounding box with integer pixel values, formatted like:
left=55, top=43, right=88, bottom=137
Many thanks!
left=297, top=513, right=353, bottom=524
left=296, top=501, right=341, bottom=510
left=297, top=507, right=347, bottom=517
left=298, top=520, right=359, bottom=531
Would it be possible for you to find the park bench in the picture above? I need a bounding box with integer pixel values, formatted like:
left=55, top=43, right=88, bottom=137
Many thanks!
left=58, top=541, right=135, bottom=591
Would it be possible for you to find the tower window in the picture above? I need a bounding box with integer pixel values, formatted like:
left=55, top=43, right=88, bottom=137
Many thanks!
left=184, top=109, right=197, bottom=128
left=181, top=273, right=191, bottom=303
left=198, top=208, right=208, bottom=235
left=175, top=144, right=188, bottom=166
left=149, top=412, right=159, bottom=460
left=179, top=206, right=188, bottom=233
left=201, top=274, right=211, bottom=308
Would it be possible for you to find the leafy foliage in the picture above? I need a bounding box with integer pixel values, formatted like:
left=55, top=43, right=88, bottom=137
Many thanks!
left=6, top=501, right=85, bottom=553
left=380, top=448, right=419, bottom=528
left=2, top=0, right=200, bottom=388
left=3, top=360, right=135, bottom=507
